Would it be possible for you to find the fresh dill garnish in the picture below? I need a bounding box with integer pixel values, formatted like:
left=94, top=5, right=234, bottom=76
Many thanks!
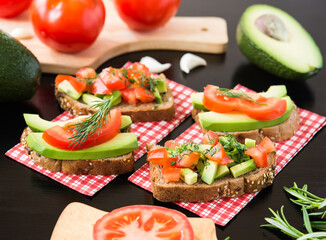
left=218, top=88, right=265, bottom=105
left=67, top=97, right=113, bottom=148
left=219, top=133, right=250, bottom=163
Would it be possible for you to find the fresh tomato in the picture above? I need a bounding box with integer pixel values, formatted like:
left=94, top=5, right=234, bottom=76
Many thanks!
left=90, top=78, right=112, bottom=95
left=259, top=137, right=276, bottom=153
left=203, top=85, right=287, bottom=121
left=162, top=164, right=181, bottom=182
left=135, top=84, right=156, bottom=103
left=245, top=145, right=267, bottom=167
left=76, top=68, right=97, bottom=80
left=147, top=148, right=168, bottom=165
left=120, top=88, right=138, bottom=105
left=203, top=130, right=219, bottom=146
left=165, top=140, right=181, bottom=149
left=0, top=0, right=33, bottom=18
left=176, top=151, right=200, bottom=169
left=113, top=0, right=181, bottom=31
left=30, top=0, right=106, bottom=53
left=93, top=205, right=194, bottom=240
left=99, top=67, right=130, bottom=90
left=205, top=143, right=233, bottom=165
left=130, top=62, right=151, bottom=76
left=42, top=109, right=121, bottom=150
left=55, top=75, right=87, bottom=93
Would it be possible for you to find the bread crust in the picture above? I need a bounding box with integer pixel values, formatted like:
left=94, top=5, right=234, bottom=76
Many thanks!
left=191, top=104, right=300, bottom=143
left=147, top=144, right=276, bottom=202
left=21, top=128, right=135, bottom=175
left=55, top=77, right=175, bottom=123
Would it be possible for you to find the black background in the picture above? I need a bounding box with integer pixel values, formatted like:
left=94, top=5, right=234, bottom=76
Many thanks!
left=1, top=0, right=326, bottom=239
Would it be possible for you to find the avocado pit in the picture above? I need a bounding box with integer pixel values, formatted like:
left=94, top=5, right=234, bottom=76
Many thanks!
left=255, top=14, right=288, bottom=42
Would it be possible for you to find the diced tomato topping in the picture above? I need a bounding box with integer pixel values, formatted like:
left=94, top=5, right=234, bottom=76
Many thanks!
left=245, top=145, right=268, bottom=167
left=205, top=143, right=233, bottom=165
left=130, top=62, right=151, bottom=76
left=259, top=137, right=276, bottom=153
left=135, top=84, right=156, bottom=103
left=175, top=151, right=200, bottom=169
left=203, top=130, right=219, bottom=146
left=90, top=78, right=112, bottom=95
left=42, top=109, right=121, bottom=150
left=162, top=164, right=181, bottom=182
left=147, top=148, right=168, bottom=165
left=99, top=67, right=130, bottom=90
left=120, top=88, right=138, bottom=105
left=76, top=67, right=96, bottom=80
left=165, top=140, right=181, bottom=149
left=55, top=75, right=87, bottom=93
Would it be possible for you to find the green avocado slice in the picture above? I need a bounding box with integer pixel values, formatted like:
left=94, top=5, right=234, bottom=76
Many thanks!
left=26, top=132, right=138, bottom=160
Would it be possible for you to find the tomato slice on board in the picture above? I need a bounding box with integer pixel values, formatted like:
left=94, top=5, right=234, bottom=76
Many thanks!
left=175, top=151, right=200, bottom=169
left=76, top=67, right=97, bottom=80
left=120, top=88, right=138, bottom=105
left=90, top=78, right=112, bottom=95
left=203, top=130, right=219, bottom=146
left=147, top=148, right=168, bottom=165
left=93, top=205, right=194, bottom=240
left=245, top=145, right=268, bottom=167
left=42, top=109, right=121, bottom=150
left=205, top=143, right=233, bottom=165
left=55, top=75, right=87, bottom=93
left=259, top=137, right=276, bottom=153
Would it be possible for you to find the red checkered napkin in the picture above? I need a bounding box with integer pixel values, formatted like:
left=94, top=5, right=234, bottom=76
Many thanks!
left=128, top=85, right=326, bottom=226
left=5, top=80, right=195, bottom=196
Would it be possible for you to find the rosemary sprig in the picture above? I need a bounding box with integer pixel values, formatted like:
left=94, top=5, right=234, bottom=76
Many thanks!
left=67, top=97, right=113, bottom=148
left=218, top=88, right=265, bottom=105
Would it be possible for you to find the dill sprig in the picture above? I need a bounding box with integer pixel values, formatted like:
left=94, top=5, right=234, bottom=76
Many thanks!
left=218, top=88, right=265, bottom=105
left=67, top=97, right=113, bottom=148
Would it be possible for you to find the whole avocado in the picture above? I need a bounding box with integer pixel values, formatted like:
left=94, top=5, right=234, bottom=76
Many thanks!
left=0, top=30, right=41, bottom=102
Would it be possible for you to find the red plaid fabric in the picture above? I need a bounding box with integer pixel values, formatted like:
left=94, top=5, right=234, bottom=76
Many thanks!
left=5, top=80, right=195, bottom=196
left=128, top=85, right=326, bottom=226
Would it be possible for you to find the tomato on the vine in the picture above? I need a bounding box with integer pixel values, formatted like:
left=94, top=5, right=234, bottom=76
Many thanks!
left=30, top=0, right=106, bottom=53
left=0, top=0, right=33, bottom=18
left=113, top=0, right=181, bottom=31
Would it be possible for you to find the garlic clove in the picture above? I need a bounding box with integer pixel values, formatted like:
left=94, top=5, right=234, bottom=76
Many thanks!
left=140, top=56, right=171, bottom=73
left=180, top=53, right=207, bottom=74
left=10, top=28, right=33, bottom=40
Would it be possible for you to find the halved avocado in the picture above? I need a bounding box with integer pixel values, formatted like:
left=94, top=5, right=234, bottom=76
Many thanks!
left=237, top=4, right=322, bottom=80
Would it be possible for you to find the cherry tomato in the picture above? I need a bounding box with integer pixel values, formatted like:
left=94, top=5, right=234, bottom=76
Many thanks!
left=42, top=109, right=121, bottom=150
left=0, top=0, right=33, bottom=18
left=113, top=0, right=181, bottom=31
left=55, top=75, right=87, bottom=93
left=245, top=145, right=267, bottom=167
left=30, top=0, right=106, bottom=53
left=120, top=88, right=138, bottom=105
left=93, top=205, right=194, bottom=240
left=176, top=151, right=200, bottom=169
left=205, top=143, right=233, bottom=165
left=259, top=137, right=276, bottom=153
left=203, top=130, right=219, bottom=146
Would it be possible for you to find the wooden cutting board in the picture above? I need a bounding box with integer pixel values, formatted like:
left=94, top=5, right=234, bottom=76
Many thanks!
left=50, top=202, right=218, bottom=240
left=0, top=0, right=228, bottom=74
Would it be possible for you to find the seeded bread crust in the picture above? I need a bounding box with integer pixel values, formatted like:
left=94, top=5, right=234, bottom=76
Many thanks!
left=20, top=128, right=135, bottom=175
left=191, top=104, right=300, bottom=143
left=55, top=77, right=175, bottom=123
left=147, top=144, right=276, bottom=202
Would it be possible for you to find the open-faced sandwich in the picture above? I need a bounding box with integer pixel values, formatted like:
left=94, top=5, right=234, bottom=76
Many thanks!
left=21, top=108, right=139, bottom=175
left=55, top=62, right=175, bottom=122
left=146, top=132, right=276, bottom=202
left=191, top=85, right=300, bottom=142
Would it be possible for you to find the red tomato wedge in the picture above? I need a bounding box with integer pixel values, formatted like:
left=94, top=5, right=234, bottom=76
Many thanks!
left=120, top=88, right=138, bottom=105
left=203, top=85, right=287, bottom=121
left=93, top=205, right=194, bottom=240
left=203, top=130, right=219, bottom=146
left=147, top=148, right=168, bottom=165
left=55, top=75, right=87, bottom=93
left=259, top=137, right=276, bottom=153
left=42, top=109, right=121, bottom=150
left=205, top=143, right=233, bottom=165
left=175, top=151, right=200, bottom=169
left=245, top=145, right=268, bottom=167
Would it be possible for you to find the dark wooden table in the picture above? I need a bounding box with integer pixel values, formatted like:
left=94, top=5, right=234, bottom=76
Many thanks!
left=1, top=0, right=325, bottom=239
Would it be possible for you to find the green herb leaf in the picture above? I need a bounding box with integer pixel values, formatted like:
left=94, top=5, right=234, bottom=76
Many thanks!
left=218, top=88, right=266, bottom=105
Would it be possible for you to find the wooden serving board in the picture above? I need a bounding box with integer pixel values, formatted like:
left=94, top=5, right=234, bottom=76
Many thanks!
left=50, top=202, right=218, bottom=240
left=0, top=0, right=228, bottom=74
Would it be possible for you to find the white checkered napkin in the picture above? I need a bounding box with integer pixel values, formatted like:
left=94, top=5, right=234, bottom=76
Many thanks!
left=6, top=80, right=195, bottom=196
left=128, top=85, right=326, bottom=226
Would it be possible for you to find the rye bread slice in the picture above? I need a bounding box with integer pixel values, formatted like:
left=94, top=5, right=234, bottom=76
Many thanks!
left=147, top=144, right=276, bottom=203
left=55, top=77, right=175, bottom=123
left=20, top=127, right=135, bottom=175
left=191, top=104, right=300, bottom=143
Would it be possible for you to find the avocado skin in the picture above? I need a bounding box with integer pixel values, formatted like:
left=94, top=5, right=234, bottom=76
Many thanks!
left=0, top=30, right=41, bottom=102
left=236, top=5, right=322, bottom=81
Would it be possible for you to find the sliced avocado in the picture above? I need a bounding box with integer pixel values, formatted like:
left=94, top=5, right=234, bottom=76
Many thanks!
left=245, top=138, right=256, bottom=148
left=198, top=96, right=294, bottom=132
left=191, top=92, right=208, bottom=110
left=215, top=164, right=230, bottom=179
left=82, top=93, right=103, bottom=107
left=180, top=168, right=198, bottom=185
left=155, top=78, right=167, bottom=93
left=58, top=80, right=82, bottom=100
left=0, top=30, right=41, bottom=102
left=103, top=90, right=122, bottom=106
left=230, top=159, right=256, bottom=178
left=236, top=4, right=322, bottom=80
left=26, top=132, right=138, bottom=160
left=153, top=87, right=163, bottom=104
left=196, top=159, right=205, bottom=175
left=23, top=114, right=132, bottom=132
left=260, top=85, right=287, bottom=98
left=201, top=160, right=218, bottom=185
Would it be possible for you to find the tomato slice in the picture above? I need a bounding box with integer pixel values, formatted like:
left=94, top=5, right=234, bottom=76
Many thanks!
left=42, top=109, right=121, bottom=150
left=90, top=78, right=112, bottom=95
left=165, top=140, right=181, bottom=149
left=205, top=143, right=233, bottom=165
left=120, top=88, right=138, bottom=105
left=55, top=75, right=87, bottom=93
left=76, top=67, right=97, bottom=80
left=175, top=151, right=200, bottom=169
left=93, top=205, right=194, bottom=240
left=147, top=148, right=168, bottom=165
left=245, top=145, right=267, bottom=167
left=135, top=84, right=156, bottom=103
left=259, top=137, right=276, bottom=153
left=203, top=130, right=219, bottom=146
